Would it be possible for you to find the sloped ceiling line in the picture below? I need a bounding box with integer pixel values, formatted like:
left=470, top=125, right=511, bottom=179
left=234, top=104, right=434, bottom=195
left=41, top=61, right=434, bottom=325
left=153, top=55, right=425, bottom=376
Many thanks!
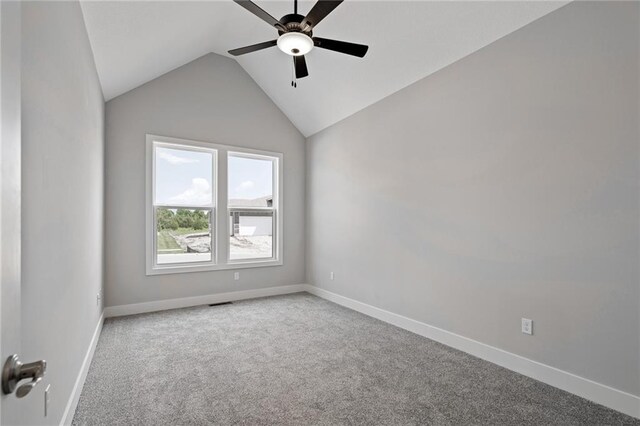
left=80, top=1, right=568, bottom=137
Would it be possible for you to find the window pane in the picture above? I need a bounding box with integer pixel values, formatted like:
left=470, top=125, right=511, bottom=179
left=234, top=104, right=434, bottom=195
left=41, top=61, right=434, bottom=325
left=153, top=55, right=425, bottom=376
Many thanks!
left=156, top=208, right=212, bottom=264
left=229, top=211, right=273, bottom=260
left=155, top=146, right=213, bottom=206
left=228, top=155, right=273, bottom=207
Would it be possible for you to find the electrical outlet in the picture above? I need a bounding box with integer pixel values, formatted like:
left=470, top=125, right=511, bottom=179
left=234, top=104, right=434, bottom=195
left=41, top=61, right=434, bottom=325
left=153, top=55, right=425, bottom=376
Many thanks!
left=45, top=385, right=51, bottom=417
left=521, top=318, right=533, bottom=335
left=234, top=272, right=240, bottom=281
left=96, top=293, right=101, bottom=306
left=330, top=272, right=334, bottom=280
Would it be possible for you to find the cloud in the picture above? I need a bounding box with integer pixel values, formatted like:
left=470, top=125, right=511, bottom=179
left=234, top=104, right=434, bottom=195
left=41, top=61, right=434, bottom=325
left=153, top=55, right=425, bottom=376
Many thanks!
left=236, top=181, right=255, bottom=192
left=157, top=150, right=198, bottom=165
left=169, top=178, right=211, bottom=205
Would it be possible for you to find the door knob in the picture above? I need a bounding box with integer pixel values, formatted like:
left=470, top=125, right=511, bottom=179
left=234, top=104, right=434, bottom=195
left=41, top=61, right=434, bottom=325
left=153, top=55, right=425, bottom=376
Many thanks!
left=2, top=354, right=46, bottom=398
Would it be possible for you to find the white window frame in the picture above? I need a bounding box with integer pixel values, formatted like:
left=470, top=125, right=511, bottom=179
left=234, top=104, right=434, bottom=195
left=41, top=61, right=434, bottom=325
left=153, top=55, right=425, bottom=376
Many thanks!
left=227, top=151, right=279, bottom=264
left=146, top=134, right=283, bottom=275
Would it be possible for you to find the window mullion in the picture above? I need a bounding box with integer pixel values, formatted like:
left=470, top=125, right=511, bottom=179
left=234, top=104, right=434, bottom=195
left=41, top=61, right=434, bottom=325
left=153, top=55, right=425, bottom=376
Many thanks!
left=216, top=150, right=229, bottom=264
left=209, top=206, right=216, bottom=266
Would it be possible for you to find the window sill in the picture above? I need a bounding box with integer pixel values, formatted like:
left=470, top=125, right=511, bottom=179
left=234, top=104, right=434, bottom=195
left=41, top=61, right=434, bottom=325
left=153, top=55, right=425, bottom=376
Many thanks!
left=146, top=259, right=283, bottom=276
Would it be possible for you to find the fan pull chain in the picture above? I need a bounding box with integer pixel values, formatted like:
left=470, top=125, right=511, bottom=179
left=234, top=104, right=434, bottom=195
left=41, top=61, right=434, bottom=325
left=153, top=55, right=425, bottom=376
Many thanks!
left=291, top=60, right=297, bottom=88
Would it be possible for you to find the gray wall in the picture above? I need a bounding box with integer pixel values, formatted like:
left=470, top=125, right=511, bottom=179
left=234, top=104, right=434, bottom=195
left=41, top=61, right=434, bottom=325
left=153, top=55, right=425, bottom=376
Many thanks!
left=306, top=1, right=639, bottom=397
left=20, top=1, right=105, bottom=425
left=105, top=53, right=305, bottom=307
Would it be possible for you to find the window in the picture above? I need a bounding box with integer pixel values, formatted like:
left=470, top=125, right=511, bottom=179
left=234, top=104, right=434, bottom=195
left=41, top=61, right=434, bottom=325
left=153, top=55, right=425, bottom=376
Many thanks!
left=228, top=153, right=276, bottom=261
left=153, top=146, right=214, bottom=266
left=146, top=135, right=282, bottom=275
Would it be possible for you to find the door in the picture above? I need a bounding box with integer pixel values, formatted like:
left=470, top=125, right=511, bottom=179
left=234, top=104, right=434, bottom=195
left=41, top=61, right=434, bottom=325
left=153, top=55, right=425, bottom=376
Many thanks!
left=1, top=3, right=37, bottom=424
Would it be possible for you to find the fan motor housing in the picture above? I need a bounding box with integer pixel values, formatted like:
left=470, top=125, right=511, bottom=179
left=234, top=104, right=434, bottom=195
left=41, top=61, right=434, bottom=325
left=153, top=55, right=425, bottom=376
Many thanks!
left=278, top=14, right=313, bottom=36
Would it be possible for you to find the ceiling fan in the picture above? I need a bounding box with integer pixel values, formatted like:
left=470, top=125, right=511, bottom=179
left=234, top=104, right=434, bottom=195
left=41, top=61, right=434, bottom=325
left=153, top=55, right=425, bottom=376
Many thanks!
left=228, top=0, right=369, bottom=86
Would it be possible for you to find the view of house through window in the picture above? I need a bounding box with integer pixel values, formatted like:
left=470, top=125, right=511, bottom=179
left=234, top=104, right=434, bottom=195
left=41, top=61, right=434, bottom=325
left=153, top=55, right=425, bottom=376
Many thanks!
left=228, top=153, right=275, bottom=260
left=154, top=146, right=214, bottom=265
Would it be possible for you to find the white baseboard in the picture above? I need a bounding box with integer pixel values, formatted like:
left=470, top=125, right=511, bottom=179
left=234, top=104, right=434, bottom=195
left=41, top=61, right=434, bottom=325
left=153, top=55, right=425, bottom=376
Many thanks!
left=104, top=284, right=308, bottom=318
left=304, top=284, right=640, bottom=419
left=59, top=312, right=104, bottom=426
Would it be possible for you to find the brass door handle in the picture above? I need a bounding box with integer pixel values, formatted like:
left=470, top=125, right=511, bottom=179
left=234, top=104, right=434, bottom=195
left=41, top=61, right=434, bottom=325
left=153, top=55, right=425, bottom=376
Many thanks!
left=2, top=354, right=47, bottom=398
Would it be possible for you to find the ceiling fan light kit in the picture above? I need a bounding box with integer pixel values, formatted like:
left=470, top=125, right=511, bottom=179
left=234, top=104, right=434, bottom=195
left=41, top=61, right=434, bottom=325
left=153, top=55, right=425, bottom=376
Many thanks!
left=277, top=32, right=314, bottom=56
left=229, top=0, right=369, bottom=86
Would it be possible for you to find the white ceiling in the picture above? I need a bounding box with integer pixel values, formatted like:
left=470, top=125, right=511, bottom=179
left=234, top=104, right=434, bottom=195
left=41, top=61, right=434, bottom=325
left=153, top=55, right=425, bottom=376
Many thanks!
left=81, top=1, right=568, bottom=136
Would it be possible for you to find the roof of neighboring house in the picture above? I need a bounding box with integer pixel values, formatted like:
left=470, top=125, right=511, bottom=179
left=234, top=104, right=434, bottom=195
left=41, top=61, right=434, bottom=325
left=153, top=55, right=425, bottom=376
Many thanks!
left=229, top=196, right=272, bottom=208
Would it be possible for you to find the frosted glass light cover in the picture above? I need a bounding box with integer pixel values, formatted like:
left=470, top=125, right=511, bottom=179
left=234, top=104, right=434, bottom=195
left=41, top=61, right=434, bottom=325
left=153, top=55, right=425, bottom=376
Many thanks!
left=277, top=33, right=313, bottom=56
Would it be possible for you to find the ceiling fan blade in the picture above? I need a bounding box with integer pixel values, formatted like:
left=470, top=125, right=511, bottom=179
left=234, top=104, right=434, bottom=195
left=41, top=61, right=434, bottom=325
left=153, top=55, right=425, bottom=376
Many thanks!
left=313, top=37, right=369, bottom=58
left=228, top=40, right=278, bottom=56
left=300, top=0, right=343, bottom=30
left=294, top=55, right=309, bottom=79
left=233, top=0, right=286, bottom=31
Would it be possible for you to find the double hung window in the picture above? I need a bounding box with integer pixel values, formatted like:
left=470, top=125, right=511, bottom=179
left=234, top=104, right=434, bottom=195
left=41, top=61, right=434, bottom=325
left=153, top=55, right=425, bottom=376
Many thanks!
left=146, top=135, right=282, bottom=275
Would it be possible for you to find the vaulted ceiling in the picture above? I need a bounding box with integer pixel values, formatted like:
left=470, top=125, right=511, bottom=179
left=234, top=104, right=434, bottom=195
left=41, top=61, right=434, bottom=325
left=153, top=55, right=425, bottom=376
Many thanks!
left=80, top=1, right=568, bottom=136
